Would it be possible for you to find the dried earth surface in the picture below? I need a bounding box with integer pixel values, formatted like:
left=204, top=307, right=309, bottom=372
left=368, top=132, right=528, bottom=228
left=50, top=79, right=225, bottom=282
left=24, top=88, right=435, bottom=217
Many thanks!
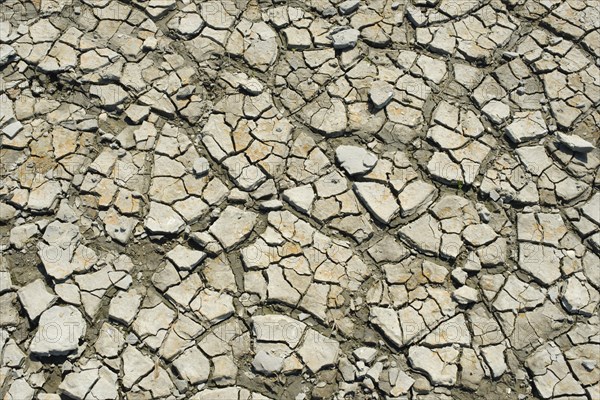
left=0, top=0, right=599, bottom=399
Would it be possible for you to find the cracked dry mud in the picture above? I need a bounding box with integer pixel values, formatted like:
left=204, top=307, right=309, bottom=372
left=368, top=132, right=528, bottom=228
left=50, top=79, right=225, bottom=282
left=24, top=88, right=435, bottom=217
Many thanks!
left=0, top=0, right=599, bottom=399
